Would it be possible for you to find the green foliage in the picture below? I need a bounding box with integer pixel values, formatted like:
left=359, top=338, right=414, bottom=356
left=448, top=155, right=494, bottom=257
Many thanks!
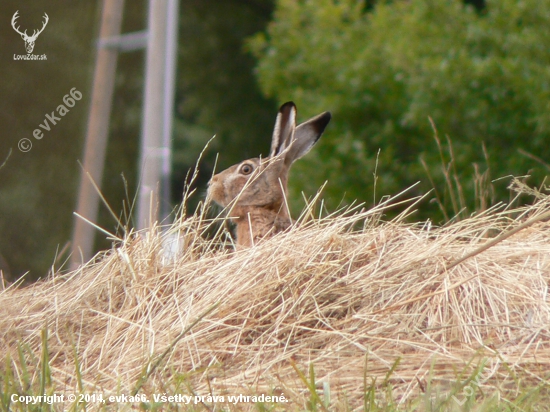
left=249, top=0, right=550, bottom=220
left=1, top=329, right=55, bottom=412
left=0, top=1, right=99, bottom=280
left=0, top=0, right=277, bottom=279
left=290, top=360, right=331, bottom=411
left=173, top=0, right=277, bottom=206
left=1, top=332, right=548, bottom=412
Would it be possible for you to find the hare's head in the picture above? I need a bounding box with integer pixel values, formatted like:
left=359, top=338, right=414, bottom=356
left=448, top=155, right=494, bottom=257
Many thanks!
left=208, top=102, right=331, bottom=246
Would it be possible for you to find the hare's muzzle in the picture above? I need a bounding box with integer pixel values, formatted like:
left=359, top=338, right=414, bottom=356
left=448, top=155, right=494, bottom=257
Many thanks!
left=207, top=174, right=226, bottom=207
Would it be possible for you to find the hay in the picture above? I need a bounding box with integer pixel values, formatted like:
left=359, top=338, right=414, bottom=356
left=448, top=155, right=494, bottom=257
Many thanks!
left=1, top=192, right=550, bottom=409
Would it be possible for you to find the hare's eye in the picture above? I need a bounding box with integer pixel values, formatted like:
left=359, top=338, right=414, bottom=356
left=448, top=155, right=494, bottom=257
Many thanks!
left=240, top=163, right=254, bottom=175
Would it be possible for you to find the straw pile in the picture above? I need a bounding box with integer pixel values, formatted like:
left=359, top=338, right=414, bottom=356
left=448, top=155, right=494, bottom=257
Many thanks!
left=1, top=191, right=550, bottom=409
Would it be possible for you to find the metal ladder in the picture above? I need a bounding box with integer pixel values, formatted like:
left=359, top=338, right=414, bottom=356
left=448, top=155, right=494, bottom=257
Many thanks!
left=70, top=0, right=179, bottom=269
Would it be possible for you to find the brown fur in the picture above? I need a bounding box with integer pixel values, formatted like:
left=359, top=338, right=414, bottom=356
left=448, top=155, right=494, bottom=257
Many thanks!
left=208, top=102, right=331, bottom=246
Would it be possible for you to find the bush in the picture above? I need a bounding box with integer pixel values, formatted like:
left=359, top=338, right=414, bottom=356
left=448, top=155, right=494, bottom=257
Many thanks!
left=249, top=0, right=550, bottom=220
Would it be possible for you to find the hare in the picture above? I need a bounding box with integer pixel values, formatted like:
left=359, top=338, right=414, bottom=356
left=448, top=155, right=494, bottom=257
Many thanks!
left=208, top=101, right=331, bottom=246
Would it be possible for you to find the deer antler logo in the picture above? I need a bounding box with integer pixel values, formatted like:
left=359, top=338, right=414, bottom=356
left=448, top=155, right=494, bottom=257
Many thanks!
left=11, top=11, right=49, bottom=54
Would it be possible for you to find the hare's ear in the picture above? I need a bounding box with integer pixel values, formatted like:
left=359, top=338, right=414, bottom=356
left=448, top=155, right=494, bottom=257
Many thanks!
left=284, top=111, right=331, bottom=166
left=270, top=101, right=297, bottom=157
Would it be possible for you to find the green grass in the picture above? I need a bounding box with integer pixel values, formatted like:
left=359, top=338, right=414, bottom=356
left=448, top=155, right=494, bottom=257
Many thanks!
left=1, top=326, right=548, bottom=411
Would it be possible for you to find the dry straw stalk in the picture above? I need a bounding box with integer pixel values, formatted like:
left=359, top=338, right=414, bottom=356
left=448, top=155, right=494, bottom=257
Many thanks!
left=1, top=191, right=550, bottom=409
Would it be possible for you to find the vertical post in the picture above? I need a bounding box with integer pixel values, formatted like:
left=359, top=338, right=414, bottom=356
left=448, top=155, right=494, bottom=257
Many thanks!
left=161, top=0, right=179, bottom=221
left=137, top=0, right=166, bottom=229
left=137, top=0, right=178, bottom=229
left=70, top=0, right=125, bottom=269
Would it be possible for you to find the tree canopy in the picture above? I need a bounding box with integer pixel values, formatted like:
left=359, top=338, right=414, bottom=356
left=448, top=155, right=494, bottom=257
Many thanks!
left=2, top=0, right=549, bottom=279
left=0, top=0, right=276, bottom=280
left=249, top=0, right=550, bottom=218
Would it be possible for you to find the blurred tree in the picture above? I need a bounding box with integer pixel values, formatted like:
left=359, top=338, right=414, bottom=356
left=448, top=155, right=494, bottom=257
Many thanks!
left=248, top=0, right=550, bottom=220
left=172, top=0, right=276, bottom=209
left=0, top=0, right=276, bottom=280
left=464, top=0, right=486, bottom=11
left=0, top=1, right=99, bottom=280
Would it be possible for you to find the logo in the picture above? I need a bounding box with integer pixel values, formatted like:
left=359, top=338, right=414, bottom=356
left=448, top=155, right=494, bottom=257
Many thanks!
left=11, top=10, right=48, bottom=60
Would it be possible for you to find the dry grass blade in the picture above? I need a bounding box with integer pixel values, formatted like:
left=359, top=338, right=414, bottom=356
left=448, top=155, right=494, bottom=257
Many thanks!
left=132, top=302, right=220, bottom=396
left=0, top=148, right=12, bottom=171
left=1, top=189, right=550, bottom=409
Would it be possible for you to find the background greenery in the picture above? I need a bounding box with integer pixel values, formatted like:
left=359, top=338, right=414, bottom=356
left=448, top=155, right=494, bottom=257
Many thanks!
left=1, top=0, right=549, bottom=280
left=0, top=0, right=275, bottom=281
left=249, top=0, right=550, bottom=217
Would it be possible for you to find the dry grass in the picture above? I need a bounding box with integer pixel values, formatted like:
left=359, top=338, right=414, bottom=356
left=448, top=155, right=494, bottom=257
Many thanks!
left=1, top=187, right=550, bottom=410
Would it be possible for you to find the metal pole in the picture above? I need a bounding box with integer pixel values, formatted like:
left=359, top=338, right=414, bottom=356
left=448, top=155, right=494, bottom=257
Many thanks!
left=137, top=0, right=166, bottom=230
left=70, top=0, right=124, bottom=269
left=161, top=0, right=179, bottom=222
